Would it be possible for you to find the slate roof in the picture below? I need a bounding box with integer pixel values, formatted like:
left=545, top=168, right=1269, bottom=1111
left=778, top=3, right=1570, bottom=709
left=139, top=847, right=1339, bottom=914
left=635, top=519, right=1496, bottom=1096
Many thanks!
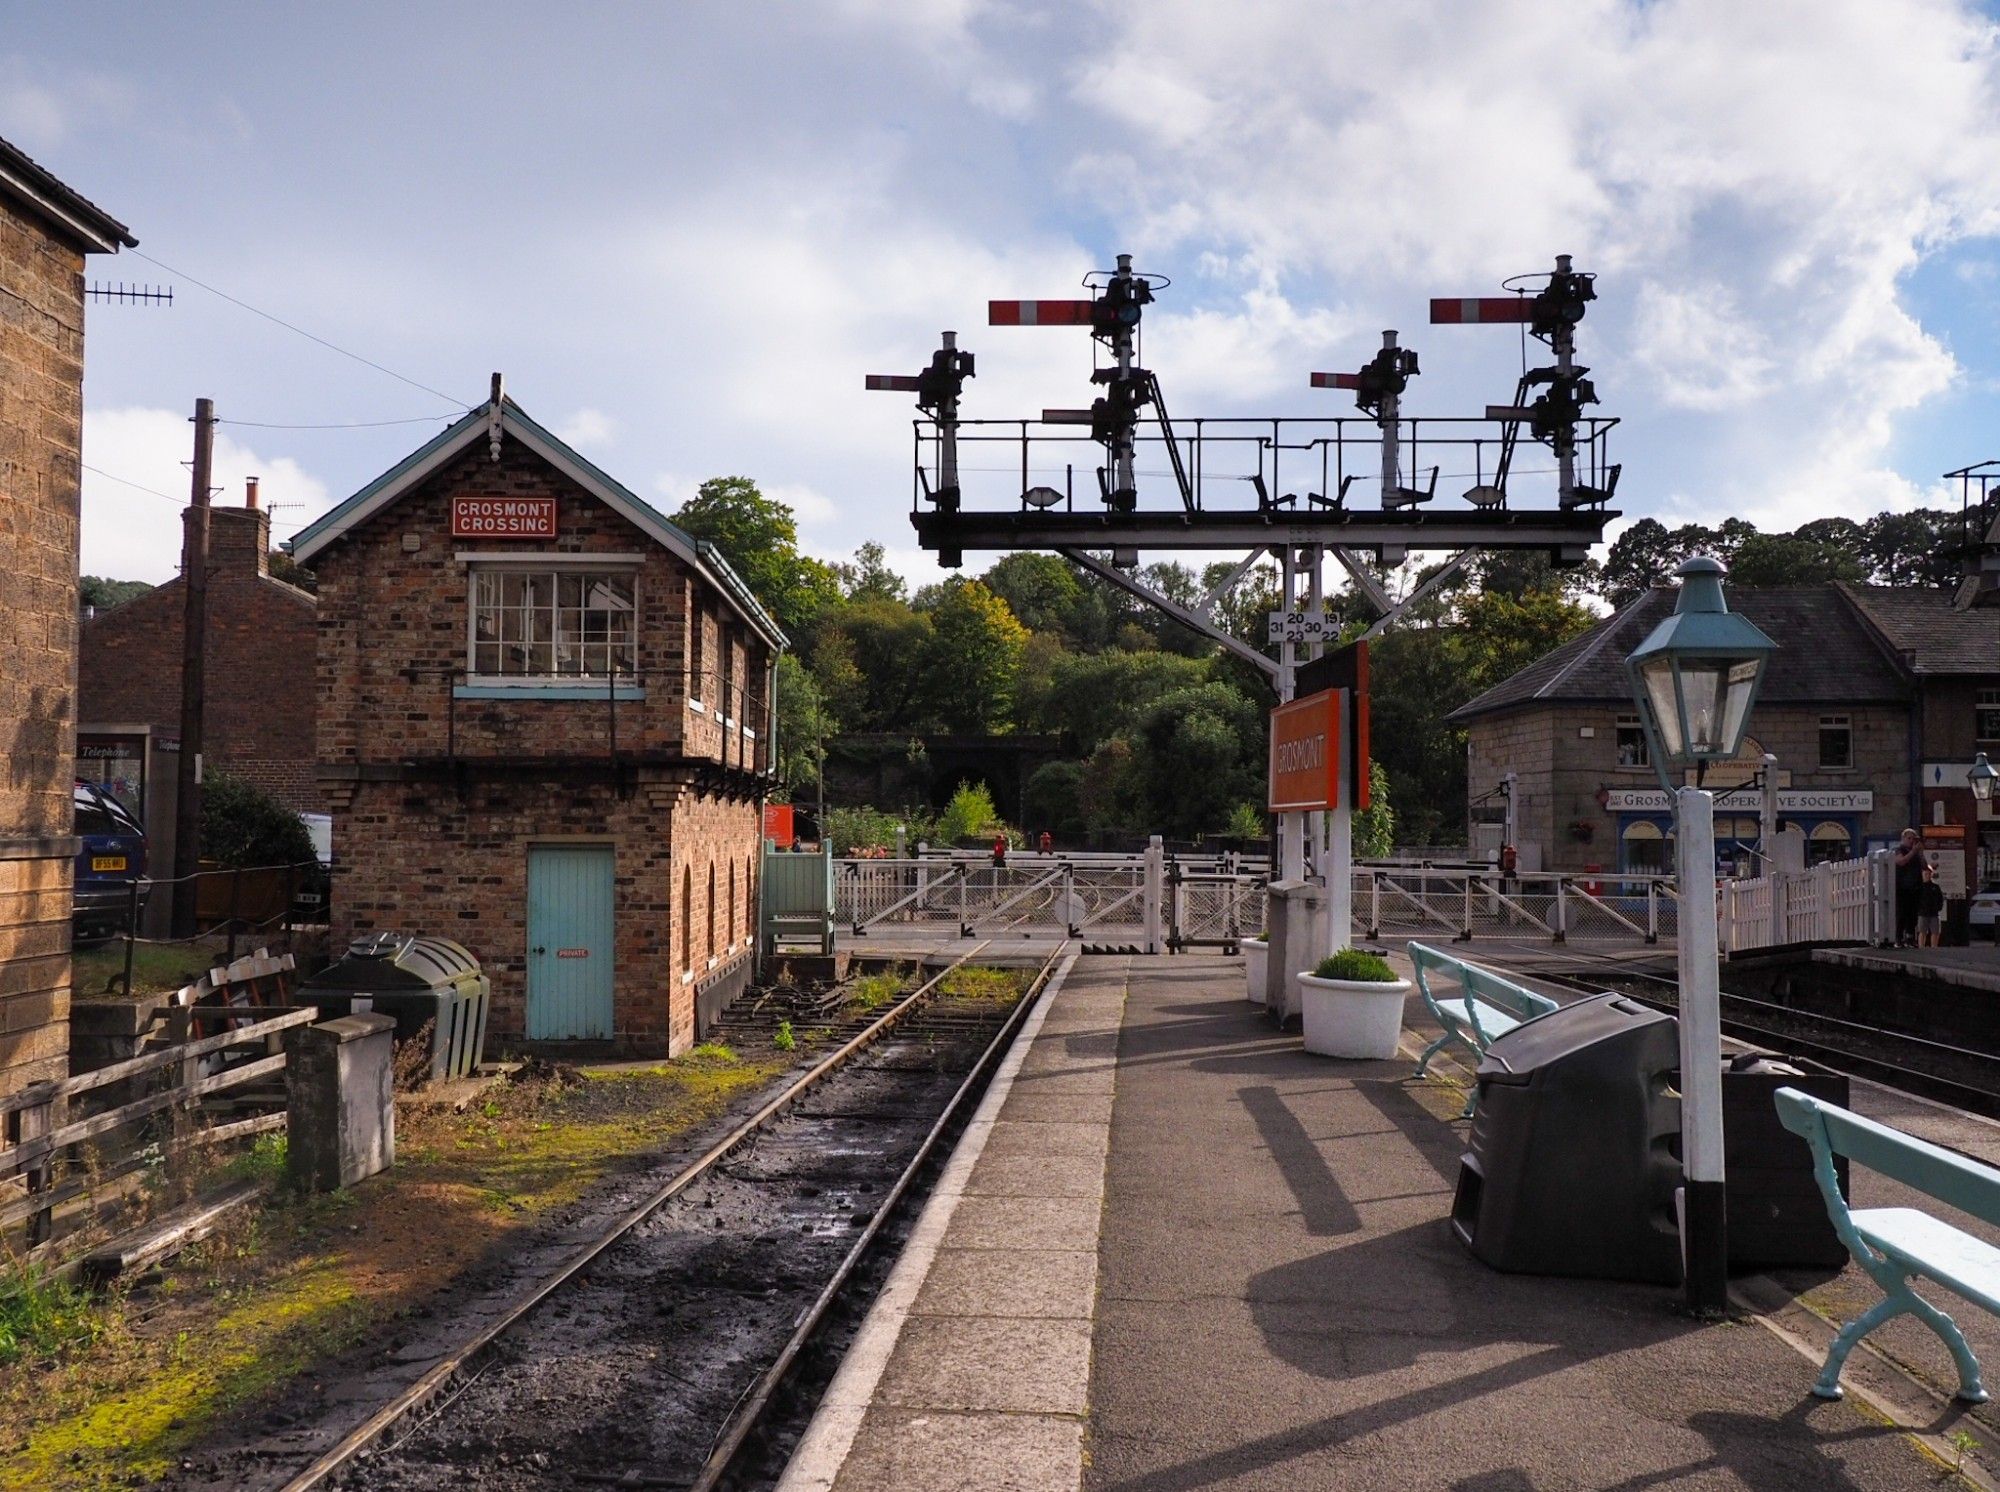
left=1839, top=583, right=2000, bottom=675
left=288, top=395, right=787, bottom=648
left=1447, top=585, right=1910, bottom=723
left=0, top=135, right=134, bottom=252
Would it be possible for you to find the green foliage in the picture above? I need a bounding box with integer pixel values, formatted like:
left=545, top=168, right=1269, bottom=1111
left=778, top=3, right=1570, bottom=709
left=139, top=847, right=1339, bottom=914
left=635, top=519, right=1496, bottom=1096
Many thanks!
left=774, top=653, right=834, bottom=795
left=200, top=771, right=314, bottom=869
left=686, top=1042, right=738, bottom=1064
left=937, top=781, right=1001, bottom=844
left=671, top=476, right=841, bottom=637
left=1023, top=761, right=1089, bottom=838
left=1598, top=507, right=1962, bottom=608
left=773, top=1020, right=796, bottom=1052
left=833, top=541, right=906, bottom=603
left=268, top=551, right=318, bottom=593
left=916, top=580, right=1028, bottom=731
left=824, top=804, right=915, bottom=854
left=1728, top=531, right=1866, bottom=587
left=1224, top=802, right=1266, bottom=840
left=847, top=968, right=907, bottom=1010
left=79, top=575, right=154, bottom=610
left=1019, top=649, right=1210, bottom=753
left=1128, top=681, right=1264, bottom=839
left=1312, top=948, right=1398, bottom=982
left=0, top=1263, right=105, bottom=1366
left=1353, top=760, right=1395, bottom=859
left=224, top=1131, right=288, bottom=1187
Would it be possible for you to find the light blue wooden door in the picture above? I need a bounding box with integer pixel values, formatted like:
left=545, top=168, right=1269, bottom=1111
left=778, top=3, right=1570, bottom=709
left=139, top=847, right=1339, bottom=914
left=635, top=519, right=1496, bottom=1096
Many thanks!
left=527, top=845, right=615, bottom=1039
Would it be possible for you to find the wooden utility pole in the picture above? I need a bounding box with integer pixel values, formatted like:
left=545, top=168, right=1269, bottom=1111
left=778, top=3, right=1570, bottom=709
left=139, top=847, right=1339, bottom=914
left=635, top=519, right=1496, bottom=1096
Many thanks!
left=171, top=397, right=214, bottom=937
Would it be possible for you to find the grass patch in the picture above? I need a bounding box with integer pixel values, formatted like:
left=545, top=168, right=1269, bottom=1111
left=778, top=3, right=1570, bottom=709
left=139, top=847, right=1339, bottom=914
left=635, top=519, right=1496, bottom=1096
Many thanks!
left=774, top=1020, right=795, bottom=1052
left=0, top=1264, right=106, bottom=1368
left=0, top=1052, right=788, bottom=1489
left=70, top=940, right=227, bottom=999
left=846, top=967, right=910, bottom=1011
left=936, top=965, right=1030, bottom=1002
left=220, top=1132, right=287, bottom=1188
left=685, top=1042, right=738, bottom=1064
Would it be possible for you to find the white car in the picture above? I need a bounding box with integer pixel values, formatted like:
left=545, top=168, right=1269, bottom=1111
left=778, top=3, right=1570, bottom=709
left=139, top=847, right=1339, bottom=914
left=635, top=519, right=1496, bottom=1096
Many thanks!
left=1970, top=883, right=2000, bottom=940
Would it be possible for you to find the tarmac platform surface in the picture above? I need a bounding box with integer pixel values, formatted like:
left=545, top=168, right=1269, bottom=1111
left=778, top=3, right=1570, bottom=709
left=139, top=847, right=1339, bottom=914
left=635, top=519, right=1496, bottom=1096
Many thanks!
left=784, top=951, right=2000, bottom=1491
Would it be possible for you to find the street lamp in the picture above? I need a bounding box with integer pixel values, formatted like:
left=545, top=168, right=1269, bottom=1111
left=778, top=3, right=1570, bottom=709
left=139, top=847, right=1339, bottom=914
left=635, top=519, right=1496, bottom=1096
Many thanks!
left=1971, top=752, right=1997, bottom=805
left=1624, top=555, right=1776, bottom=1317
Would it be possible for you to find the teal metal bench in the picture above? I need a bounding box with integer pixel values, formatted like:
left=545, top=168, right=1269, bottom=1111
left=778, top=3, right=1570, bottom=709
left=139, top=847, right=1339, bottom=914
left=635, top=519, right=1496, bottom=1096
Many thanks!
left=1407, top=941, right=1560, bottom=1116
left=1775, top=1086, right=1999, bottom=1403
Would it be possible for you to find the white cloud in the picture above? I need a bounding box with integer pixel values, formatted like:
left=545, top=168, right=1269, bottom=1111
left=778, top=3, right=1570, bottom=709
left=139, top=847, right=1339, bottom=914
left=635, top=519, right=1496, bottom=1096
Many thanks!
left=80, top=408, right=330, bottom=582
left=553, top=407, right=616, bottom=449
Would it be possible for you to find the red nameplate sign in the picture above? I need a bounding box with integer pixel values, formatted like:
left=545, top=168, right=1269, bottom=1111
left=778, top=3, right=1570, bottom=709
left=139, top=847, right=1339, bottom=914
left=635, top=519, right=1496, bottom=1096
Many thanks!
left=451, top=495, right=558, bottom=538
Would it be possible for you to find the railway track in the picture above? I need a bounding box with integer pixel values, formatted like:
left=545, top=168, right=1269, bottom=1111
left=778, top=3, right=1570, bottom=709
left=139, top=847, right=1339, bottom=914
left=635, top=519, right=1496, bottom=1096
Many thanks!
left=1495, top=947, right=2000, bottom=1119
left=263, top=940, right=1065, bottom=1492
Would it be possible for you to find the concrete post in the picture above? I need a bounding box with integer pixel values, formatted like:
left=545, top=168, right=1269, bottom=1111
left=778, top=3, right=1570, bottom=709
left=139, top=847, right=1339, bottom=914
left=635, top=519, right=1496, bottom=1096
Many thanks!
left=285, top=1012, right=396, bottom=1193
left=1143, top=835, right=1165, bottom=954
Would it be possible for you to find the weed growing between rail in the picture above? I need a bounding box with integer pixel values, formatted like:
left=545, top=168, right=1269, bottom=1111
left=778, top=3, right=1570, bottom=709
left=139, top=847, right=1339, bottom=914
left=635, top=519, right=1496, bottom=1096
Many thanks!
left=846, top=966, right=911, bottom=1011
left=0, top=1042, right=789, bottom=1490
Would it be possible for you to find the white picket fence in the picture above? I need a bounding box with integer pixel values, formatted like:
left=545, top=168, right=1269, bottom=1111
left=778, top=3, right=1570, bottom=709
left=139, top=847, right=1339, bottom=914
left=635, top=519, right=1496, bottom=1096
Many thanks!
left=1717, top=851, right=1889, bottom=955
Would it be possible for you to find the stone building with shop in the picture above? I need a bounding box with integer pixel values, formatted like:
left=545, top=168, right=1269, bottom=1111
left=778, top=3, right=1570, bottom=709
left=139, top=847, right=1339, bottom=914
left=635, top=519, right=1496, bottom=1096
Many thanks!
left=1838, top=583, right=2000, bottom=894
left=289, top=388, right=782, bottom=1055
left=0, top=139, right=132, bottom=1096
left=77, top=482, right=320, bottom=932
left=1451, top=585, right=1915, bottom=878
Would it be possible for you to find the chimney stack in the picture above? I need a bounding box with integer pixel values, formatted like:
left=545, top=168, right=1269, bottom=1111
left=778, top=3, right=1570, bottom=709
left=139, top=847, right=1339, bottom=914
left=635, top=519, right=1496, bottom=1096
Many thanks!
left=245, top=475, right=260, bottom=509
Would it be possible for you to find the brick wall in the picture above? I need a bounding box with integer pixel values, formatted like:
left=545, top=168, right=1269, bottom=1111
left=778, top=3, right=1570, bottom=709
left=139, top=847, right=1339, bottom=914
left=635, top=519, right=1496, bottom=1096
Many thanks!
left=316, top=434, right=773, bottom=1053
left=0, top=192, right=86, bottom=1094
left=78, top=503, right=323, bottom=812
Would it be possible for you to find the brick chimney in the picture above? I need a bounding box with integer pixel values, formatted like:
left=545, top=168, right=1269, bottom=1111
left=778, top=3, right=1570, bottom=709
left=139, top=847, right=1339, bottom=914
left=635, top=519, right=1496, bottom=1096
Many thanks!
left=209, top=476, right=271, bottom=577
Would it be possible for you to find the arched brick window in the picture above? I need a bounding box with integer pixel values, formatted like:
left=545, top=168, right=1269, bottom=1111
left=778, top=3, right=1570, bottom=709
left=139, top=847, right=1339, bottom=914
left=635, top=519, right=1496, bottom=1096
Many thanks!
left=681, top=865, right=693, bottom=973
left=728, top=862, right=737, bottom=949
left=707, top=862, right=717, bottom=963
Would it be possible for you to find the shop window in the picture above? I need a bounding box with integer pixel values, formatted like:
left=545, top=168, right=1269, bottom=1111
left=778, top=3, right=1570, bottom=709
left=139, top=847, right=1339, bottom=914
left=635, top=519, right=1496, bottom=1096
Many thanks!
left=1621, top=819, right=1674, bottom=875
left=1980, top=688, right=2000, bottom=742
left=470, top=568, right=634, bottom=679
left=1818, top=715, right=1852, bottom=770
left=1810, top=821, right=1852, bottom=865
left=1615, top=715, right=1649, bottom=769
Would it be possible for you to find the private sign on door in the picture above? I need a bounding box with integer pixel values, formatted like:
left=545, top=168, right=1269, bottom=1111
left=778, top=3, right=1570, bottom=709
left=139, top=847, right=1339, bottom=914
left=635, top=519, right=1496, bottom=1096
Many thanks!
left=1270, top=690, right=1343, bottom=812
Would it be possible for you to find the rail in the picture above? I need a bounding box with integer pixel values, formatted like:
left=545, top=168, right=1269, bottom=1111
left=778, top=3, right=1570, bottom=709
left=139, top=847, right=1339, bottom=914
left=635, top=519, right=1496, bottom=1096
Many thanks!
left=276, top=939, right=1037, bottom=1491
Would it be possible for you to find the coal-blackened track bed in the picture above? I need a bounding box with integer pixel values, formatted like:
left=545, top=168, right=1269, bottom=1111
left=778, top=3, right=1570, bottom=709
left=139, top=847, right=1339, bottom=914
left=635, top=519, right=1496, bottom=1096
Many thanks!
left=330, top=988, right=1031, bottom=1491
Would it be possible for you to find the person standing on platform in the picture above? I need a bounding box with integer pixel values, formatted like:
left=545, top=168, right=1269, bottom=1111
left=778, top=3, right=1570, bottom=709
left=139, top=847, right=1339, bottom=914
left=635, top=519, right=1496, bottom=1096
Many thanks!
left=1894, top=828, right=1924, bottom=947
left=1918, top=858, right=1946, bottom=949
left=992, top=834, right=1008, bottom=869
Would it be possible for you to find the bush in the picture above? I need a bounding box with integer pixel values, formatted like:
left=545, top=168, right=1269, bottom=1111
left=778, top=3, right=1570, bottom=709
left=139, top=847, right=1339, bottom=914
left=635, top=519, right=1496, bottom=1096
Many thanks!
left=200, top=771, right=314, bottom=869
left=937, top=781, right=1000, bottom=845
left=1312, top=948, right=1399, bottom=982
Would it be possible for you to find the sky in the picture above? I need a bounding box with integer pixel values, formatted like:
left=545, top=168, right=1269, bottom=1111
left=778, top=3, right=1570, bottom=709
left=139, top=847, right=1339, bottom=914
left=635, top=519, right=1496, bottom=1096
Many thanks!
left=11, top=0, right=2000, bottom=592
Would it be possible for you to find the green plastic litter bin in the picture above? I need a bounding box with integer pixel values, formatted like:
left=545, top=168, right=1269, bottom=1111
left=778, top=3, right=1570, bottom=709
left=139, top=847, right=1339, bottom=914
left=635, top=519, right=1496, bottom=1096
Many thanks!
left=301, top=932, right=490, bottom=1083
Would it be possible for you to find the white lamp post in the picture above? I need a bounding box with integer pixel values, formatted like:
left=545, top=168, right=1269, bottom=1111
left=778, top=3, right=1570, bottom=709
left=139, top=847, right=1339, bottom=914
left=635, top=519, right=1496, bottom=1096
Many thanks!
left=1624, top=556, right=1776, bottom=1316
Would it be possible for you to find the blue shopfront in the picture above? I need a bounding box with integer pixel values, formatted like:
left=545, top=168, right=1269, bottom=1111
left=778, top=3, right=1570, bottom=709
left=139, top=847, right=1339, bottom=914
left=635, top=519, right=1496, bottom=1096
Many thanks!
left=1605, top=789, right=1874, bottom=876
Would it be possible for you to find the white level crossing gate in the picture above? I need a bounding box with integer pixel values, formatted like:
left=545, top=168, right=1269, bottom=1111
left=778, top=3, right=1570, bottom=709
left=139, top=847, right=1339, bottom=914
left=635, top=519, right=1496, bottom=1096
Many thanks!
left=836, top=853, right=1161, bottom=946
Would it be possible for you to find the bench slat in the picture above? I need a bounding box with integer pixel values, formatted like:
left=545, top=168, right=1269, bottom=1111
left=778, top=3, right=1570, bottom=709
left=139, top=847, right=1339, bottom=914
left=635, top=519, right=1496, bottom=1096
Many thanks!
left=1855, top=1208, right=2000, bottom=1318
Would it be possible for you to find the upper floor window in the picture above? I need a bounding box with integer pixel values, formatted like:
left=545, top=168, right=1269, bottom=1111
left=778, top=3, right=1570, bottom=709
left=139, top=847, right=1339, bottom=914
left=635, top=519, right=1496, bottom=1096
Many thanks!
left=1818, top=714, right=1853, bottom=770
left=470, top=568, right=634, bottom=679
left=1615, top=714, right=1649, bottom=769
left=1980, top=688, right=2000, bottom=742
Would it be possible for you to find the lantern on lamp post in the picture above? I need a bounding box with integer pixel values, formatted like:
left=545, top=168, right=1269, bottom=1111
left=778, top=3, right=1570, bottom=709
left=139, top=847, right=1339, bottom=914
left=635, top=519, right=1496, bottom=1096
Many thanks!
left=1971, top=753, right=1997, bottom=806
left=1624, top=555, right=1776, bottom=1317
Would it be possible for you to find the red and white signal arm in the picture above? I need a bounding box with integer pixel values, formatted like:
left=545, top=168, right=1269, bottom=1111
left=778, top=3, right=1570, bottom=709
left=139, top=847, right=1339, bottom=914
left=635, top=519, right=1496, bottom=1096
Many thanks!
left=451, top=495, right=558, bottom=539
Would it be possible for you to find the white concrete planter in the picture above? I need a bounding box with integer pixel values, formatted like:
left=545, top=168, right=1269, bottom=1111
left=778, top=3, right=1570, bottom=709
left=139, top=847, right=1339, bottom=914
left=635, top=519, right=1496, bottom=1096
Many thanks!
left=1298, top=973, right=1412, bottom=1059
left=1243, top=938, right=1268, bottom=1004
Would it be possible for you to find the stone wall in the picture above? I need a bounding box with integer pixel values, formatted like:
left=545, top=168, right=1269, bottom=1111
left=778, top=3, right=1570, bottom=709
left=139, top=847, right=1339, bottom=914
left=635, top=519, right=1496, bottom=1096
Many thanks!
left=0, top=192, right=85, bottom=1093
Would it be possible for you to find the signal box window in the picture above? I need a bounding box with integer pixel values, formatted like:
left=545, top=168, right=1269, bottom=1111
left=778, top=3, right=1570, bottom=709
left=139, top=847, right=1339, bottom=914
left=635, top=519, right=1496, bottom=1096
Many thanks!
left=1980, top=688, right=2000, bottom=743
left=470, top=569, right=634, bottom=679
left=1818, top=715, right=1853, bottom=770
left=1615, top=715, right=1649, bottom=769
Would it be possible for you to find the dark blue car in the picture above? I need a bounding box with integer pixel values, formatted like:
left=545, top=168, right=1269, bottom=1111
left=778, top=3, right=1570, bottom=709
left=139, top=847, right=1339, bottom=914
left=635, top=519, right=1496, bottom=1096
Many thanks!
left=73, top=781, right=148, bottom=941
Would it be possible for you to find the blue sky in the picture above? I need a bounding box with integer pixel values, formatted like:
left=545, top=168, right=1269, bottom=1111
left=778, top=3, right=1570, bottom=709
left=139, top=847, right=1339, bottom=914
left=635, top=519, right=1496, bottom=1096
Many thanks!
left=12, top=0, right=2000, bottom=588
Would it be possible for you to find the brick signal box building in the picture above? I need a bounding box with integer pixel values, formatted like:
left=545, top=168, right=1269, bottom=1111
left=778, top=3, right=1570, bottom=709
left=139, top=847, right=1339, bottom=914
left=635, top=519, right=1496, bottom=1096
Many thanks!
left=291, top=391, right=783, bottom=1055
left=0, top=141, right=132, bottom=1096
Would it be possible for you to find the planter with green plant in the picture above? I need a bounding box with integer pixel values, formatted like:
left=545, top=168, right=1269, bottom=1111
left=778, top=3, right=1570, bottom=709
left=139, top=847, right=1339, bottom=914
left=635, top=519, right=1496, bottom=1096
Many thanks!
left=1297, top=948, right=1411, bottom=1059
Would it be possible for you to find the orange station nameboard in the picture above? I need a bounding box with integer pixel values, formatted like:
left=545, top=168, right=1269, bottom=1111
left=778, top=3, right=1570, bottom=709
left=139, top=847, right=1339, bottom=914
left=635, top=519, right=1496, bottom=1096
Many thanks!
left=1269, top=689, right=1343, bottom=812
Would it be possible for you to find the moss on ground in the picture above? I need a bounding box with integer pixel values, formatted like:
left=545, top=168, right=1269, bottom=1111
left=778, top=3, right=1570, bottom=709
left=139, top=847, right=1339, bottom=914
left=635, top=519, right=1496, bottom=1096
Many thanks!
left=0, top=1046, right=783, bottom=1490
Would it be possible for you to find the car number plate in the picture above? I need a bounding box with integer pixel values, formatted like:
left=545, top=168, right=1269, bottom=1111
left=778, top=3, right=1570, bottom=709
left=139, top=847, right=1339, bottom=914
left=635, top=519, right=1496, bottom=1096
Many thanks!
left=91, top=856, right=127, bottom=872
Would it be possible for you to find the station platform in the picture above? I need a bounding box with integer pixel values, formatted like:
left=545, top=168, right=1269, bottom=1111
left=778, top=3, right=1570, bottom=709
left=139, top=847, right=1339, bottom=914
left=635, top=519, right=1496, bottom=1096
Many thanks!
left=1812, top=942, right=2000, bottom=995
left=781, top=951, right=2000, bottom=1491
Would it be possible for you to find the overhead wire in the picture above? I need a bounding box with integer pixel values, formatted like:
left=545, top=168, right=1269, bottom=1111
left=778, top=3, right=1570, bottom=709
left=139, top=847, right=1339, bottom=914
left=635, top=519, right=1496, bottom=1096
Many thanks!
left=80, top=464, right=182, bottom=505
left=127, top=247, right=470, bottom=412
left=218, top=415, right=457, bottom=430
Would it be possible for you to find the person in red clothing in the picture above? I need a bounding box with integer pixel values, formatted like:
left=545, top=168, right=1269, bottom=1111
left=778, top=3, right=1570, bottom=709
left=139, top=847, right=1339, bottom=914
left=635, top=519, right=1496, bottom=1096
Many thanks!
left=992, top=835, right=1008, bottom=868
left=1038, top=831, right=1053, bottom=854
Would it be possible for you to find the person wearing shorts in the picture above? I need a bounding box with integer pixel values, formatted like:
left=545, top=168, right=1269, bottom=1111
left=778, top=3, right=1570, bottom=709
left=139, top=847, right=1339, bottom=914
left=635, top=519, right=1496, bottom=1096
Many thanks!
left=1918, top=859, right=1946, bottom=948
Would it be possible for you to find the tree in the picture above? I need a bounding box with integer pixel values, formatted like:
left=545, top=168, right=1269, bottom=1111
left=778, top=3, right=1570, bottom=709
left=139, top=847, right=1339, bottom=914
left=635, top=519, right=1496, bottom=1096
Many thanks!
left=1019, top=649, right=1210, bottom=754
left=1023, top=760, right=1089, bottom=838
left=914, top=580, right=1028, bottom=732
left=1127, top=681, right=1264, bottom=839
left=1728, top=532, right=1865, bottom=587
left=983, top=553, right=1085, bottom=637
left=1353, top=760, right=1395, bottom=858
left=200, top=771, right=314, bottom=868
left=774, top=653, right=834, bottom=795
left=1864, top=509, right=1963, bottom=587
left=833, top=541, right=906, bottom=603
left=822, top=596, right=934, bottom=729
left=79, top=576, right=152, bottom=610
left=672, top=476, right=841, bottom=638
